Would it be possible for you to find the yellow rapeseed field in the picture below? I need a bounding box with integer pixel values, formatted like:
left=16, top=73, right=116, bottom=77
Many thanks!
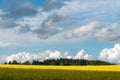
left=0, top=64, right=120, bottom=72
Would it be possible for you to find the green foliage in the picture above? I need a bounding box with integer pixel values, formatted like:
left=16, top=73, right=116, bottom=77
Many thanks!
left=0, top=68, right=120, bottom=80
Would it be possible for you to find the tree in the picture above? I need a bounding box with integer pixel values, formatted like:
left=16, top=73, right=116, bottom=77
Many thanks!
left=8, top=61, right=12, bottom=64
left=12, top=60, right=18, bottom=64
left=4, top=62, right=7, bottom=64
left=32, top=60, right=39, bottom=65
left=5, top=58, right=113, bottom=65
left=23, top=61, right=31, bottom=65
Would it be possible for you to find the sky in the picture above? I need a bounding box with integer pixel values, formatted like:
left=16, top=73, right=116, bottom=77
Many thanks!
left=0, top=0, right=120, bottom=63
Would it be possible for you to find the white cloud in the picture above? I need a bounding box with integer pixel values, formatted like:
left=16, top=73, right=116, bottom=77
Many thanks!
left=0, top=0, right=68, bottom=40
left=74, top=49, right=92, bottom=60
left=5, top=50, right=62, bottom=63
left=99, top=44, right=120, bottom=63
left=59, top=0, right=120, bottom=21
left=63, top=52, right=72, bottom=59
left=48, top=50, right=62, bottom=59
left=92, top=23, right=120, bottom=42
left=4, top=44, right=120, bottom=64
left=18, top=0, right=120, bottom=41
left=6, top=52, right=32, bottom=63
left=64, top=21, right=100, bottom=39
left=64, top=22, right=120, bottom=42
left=93, top=23, right=120, bottom=42
left=0, top=0, right=120, bottom=42
left=4, top=50, right=92, bottom=63
left=0, top=42, right=9, bottom=47
left=60, top=0, right=120, bottom=42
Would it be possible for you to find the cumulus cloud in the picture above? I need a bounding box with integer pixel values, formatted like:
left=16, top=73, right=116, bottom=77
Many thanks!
left=5, top=50, right=63, bottom=63
left=99, top=44, right=120, bottom=63
left=4, top=50, right=92, bottom=63
left=74, top=49, right=92, bottom=60
left=63, top=52, right=72, bottom=59
left=46, top=50, right=62, bottom=59
left=64, top=22, right=120, bottom=42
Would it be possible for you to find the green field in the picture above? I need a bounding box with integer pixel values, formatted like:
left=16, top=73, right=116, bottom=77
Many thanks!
left=0, top=68, right=120, bottom=80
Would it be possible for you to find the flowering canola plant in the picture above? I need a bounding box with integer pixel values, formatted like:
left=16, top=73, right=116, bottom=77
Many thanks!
left=0, top=64, right=120, bottom=72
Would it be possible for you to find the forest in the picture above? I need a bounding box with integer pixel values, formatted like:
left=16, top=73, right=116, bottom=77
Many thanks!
left=5, top=58, right=113, bottom=65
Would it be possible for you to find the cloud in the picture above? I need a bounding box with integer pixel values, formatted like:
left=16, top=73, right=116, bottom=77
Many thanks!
left=39, top=0, right=120, bottom=40
left=0, top=0, right=68, bottom=39
left=63, top=52, right=72, bottom=59
left=0, top=17, right=18, bottom=29
left=4, top=1, right=37, bottom=18
left=64, top=22, right=120, bottom=42
left=0, top=0, right=120, bottom=41
left=0, top=10, right=6, bottom=15
left=46, top=50, right=62, bottom=59
left=18, top=24, right=31, bottom=33
left=4, top=49, right=92, bottom=63
left=41, top=0, right=67, bottom=12
left=34, top=13, right=68, bottom=39
left=0, top=1, right=37, bottom=29
left=0, top=10, right=17, bottom=29
left=5, top=50, right=63, bottom=63
left=42, top=13, right=68, bottom=25
left=93, top=23, right=120, bottom=42
left=99, top=44, right=120, bottom=63
left=64, top=21, right=100, bottom=39
left=74, top=49, right=92, bottom=60
left=0, top=42, right=9, bottom=47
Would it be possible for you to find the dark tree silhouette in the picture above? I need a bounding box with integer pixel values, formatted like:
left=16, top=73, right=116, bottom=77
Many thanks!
left=12, top=60, right=18, bottom=64
left=6, top=58, right=113, bottom=65
left=23, top=61, right=30, bottom=65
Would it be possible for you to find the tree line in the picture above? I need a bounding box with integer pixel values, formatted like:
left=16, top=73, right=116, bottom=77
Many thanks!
left=4, top=58, right=114, bottom=65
